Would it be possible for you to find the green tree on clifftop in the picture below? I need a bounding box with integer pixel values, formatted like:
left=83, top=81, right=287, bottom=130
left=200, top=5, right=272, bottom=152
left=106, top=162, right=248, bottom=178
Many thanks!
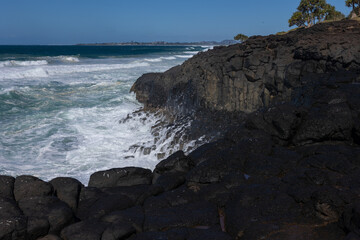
left=233, top=34, right=249, bottom=42
left=346, top=0, right=360, bottom=15
left=289, top=0, right=343, bottom=27
left=325, top=5, right=345, bottom=20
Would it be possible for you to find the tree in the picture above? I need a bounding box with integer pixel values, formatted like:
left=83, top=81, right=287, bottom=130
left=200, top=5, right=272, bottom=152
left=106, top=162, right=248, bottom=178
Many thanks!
left=346, top=0, right=360, bottom=15
left=289, top=0, right=344, bottom=27
left=233, top=34, right=249, bottom=42
left=289, top=11, right=306, bottom=27
left=325, top=4, right=345, bottom=20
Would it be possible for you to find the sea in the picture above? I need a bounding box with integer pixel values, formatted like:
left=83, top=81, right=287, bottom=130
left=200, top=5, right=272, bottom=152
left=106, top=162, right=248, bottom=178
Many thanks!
left=0, top=45, right=209, bottom=184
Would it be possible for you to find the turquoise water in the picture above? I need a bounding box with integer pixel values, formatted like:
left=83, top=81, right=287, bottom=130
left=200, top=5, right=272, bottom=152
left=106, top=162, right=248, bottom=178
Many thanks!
left=0, top=45, right=207, bottom=183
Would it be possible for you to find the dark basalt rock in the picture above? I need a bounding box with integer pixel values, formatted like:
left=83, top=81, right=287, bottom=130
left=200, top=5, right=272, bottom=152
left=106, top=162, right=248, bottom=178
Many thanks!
left=0, top=197, right=27, bottom=240
left=60, top=219, right=109, bottom=240
left=14, top=175, right=53, bottom=202
left=50, top=177, right=83, bottom=211
left=76, top=187, right=134, bottom=220
left=0, top=176, right=15, bottom=200
left=129, top=227, right=232, bottom=240
left=131, top=20, right=360, bottom=115
left=2, top=20, right=360, bottom=240
left=101, top=206, right=144, bottom=232
left=88, top=167, right=152, bottom=188
left=18, top=196, right=74, bottom=235
left=143, top=201, right=219, bottom=231
left=37, top=234, right=62, bottom=240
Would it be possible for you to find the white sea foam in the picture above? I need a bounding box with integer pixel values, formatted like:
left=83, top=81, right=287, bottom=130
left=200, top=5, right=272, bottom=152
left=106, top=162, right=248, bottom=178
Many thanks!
left=144, top=56, right=177, bottom=62
left=0, top=60, right=48, bottom=67
left=175, top=55, right=194, bottom=59
left=0, top=61, right=150, bottom=80
left=58, top=56, right=80, bottom=62
left=144, top=58, right=163, bottom=62
left=161, top=56, right=176, bottom=60
left=0, top=49, right=201, bottom=184
left=184, top=51, right=199, bottom=55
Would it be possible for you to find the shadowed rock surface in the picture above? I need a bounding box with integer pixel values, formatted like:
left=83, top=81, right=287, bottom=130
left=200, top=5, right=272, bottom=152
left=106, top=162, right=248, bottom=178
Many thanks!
left=1, top=20, right=360, bottom=239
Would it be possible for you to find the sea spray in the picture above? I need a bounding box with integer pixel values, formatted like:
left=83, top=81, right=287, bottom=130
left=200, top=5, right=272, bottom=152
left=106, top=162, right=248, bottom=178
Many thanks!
left=0, top=45, right=209, bottom=184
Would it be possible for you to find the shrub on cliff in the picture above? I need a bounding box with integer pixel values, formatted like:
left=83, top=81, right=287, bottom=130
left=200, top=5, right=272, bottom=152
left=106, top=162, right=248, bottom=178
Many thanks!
left=233, top=33, right=248, bottom=42
left=289, top=0, right=344, bottom=27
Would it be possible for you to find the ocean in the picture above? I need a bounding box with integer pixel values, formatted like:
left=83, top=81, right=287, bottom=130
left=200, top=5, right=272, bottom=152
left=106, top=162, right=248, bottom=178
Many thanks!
left=0, top=45, right=208, bottom=184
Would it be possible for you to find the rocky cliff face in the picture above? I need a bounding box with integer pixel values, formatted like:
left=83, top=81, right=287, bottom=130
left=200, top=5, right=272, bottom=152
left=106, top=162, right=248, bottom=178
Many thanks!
left=131, top=20, right=360, bottom=114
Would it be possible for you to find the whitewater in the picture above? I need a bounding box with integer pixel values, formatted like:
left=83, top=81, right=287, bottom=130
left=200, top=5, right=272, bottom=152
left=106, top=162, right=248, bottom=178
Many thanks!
left=0, top=45, right=207, bottom=184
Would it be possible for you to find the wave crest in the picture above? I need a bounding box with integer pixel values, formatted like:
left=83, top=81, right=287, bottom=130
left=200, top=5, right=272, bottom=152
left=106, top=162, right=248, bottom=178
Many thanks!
left=0, top=60, right=49, bottom=67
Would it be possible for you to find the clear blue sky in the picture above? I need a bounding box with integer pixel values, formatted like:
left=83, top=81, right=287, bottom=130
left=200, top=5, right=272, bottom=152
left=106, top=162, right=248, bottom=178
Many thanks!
left=0, top=0, right=351, bottom=45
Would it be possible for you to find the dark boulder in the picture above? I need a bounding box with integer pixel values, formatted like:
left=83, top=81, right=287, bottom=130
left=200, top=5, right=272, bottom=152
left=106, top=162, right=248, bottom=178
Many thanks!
left=18, top=196, right=74, bottom=235
left=50, top=177, right=83, bottom=211
left=0, top=197, right=27, bottom=240
left=0, top=175, right=15, bottom=200
left=102, top=206, right=144, bottom=232
left=37, top=234, right=62, bottom=240
left=14, top=175, right=53, bottom=202
left=88, top=167, right=152, bottom=188
left=292, top=103, right=354, bottom=145
left=144, top=201, right=219, bottom=231
left=102, top=221, right=136, bottom=240
left=152, top=150, right=194, bottom=183
left=60, top=220, right=109, bottom=240
left=129, top=227, right=232, bottom=240
left=76, top=187, right=133, bottom=220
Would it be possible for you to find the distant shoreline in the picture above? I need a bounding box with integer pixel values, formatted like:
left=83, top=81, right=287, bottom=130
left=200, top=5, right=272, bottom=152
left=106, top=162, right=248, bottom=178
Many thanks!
left=76, top=40, right=237, bottom=46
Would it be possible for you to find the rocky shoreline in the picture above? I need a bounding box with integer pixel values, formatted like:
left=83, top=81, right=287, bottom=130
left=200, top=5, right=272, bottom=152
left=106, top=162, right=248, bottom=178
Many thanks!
left=2, top=19, right=360, bottom=239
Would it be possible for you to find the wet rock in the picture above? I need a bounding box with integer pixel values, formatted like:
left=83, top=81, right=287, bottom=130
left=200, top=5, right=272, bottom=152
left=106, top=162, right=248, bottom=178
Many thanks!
left=50, top=177, right=83, bottom=211
left=88, top=167, right=152, bottom=188
left=0, top=175, right=15, bottom=200
left=14, top=175, right=53, bottom=202
left=18, top=196, right=74, bottom=234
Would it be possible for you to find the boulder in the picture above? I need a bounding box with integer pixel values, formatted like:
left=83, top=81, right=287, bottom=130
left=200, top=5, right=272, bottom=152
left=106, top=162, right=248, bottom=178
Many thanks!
left=0, top=197, right=27, bottom=240
left=18, top=196, right=74, bottom=234
left=0, top=175, right=15, bottom=200
left=14, top=175, right=53, bottom=202
left=88, top=167, right=152, bottom=188
left=50, top=177, right=83, bottom=211
left=60, top=220, right=109, bottom=240
left=144, top=201, right=219, bottom=231
left=76, top=187, right=133, bottom=220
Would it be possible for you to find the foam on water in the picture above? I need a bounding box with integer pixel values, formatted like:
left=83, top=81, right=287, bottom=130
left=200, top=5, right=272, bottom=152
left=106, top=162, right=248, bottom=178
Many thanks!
left=0, top=60, right=49, bottom=67
left=0, top=46, right=208, bottom=184
left=175, top=55, right=194, bottom=58
left=0, top=61, right=151, bottom=80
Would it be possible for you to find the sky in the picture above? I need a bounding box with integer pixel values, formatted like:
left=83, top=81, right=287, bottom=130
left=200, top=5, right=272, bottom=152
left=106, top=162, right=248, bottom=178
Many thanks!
left=0, top=0, right=352, bottom=45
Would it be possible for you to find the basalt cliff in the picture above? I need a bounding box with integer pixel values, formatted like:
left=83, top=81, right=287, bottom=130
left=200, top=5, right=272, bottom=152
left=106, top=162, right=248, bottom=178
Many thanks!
left=132, top=20, right=360, bottom=114
left=1, top=20, right=360, bottom=240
